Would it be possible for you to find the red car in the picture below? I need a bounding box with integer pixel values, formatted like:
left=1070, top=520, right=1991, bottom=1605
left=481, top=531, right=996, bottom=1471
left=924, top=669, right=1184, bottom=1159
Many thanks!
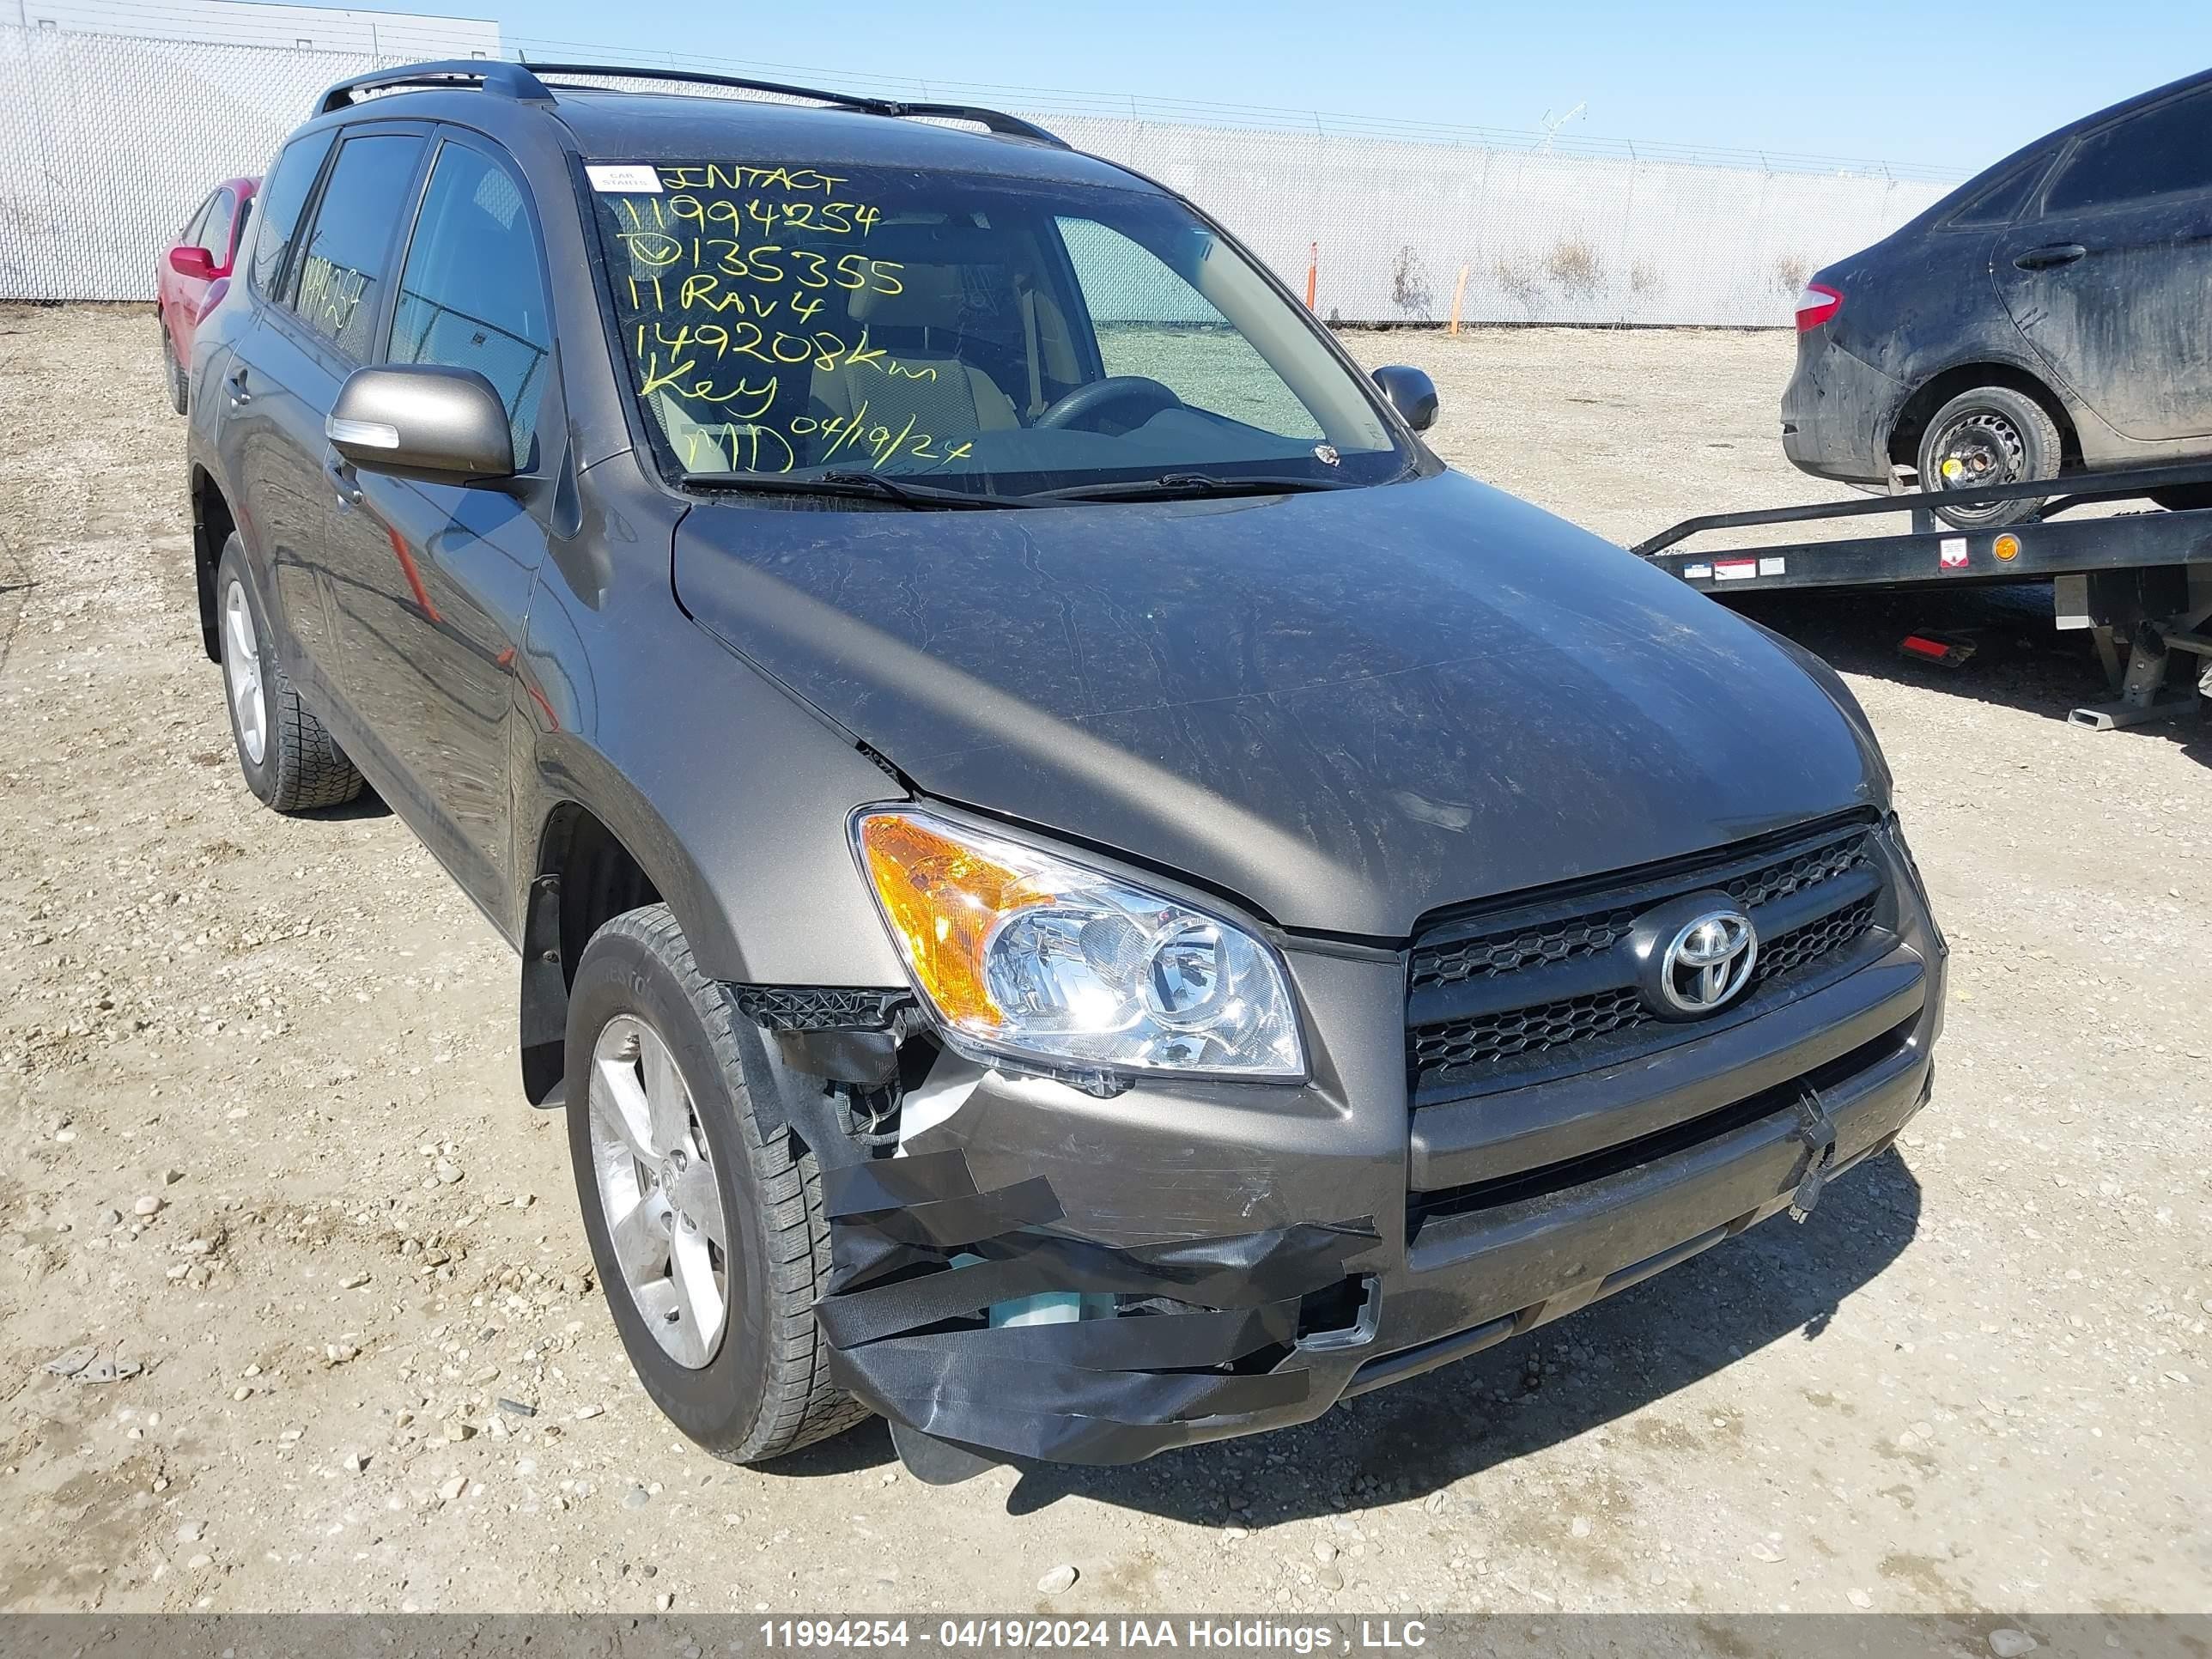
left=157, top=176, right=257, bottom=415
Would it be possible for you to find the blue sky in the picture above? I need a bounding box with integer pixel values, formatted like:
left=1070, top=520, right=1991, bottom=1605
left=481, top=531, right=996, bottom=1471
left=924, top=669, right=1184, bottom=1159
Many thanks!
left=377, top=0, right=2212, bottom=176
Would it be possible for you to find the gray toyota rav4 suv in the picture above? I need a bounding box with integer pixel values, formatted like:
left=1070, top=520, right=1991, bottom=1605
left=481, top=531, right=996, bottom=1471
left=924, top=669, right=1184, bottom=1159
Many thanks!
left=185, top=60, right=1945, bottom=1478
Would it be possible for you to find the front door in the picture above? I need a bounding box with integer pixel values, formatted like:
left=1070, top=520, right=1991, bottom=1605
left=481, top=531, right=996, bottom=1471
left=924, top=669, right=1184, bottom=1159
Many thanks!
left=321, top=131, right=560, bottom=933
left=1994, top=84, right=2212, bottom=444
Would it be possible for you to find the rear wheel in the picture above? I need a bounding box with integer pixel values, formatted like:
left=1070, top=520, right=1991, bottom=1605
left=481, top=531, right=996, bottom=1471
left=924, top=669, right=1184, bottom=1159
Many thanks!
left=1916, top=386, right=2061, bottom=530
left=161, top=323, right=188, bottom=416
left=565, top=904, right=867, bottom=1463
left=214, top=535, right=363, bottom=812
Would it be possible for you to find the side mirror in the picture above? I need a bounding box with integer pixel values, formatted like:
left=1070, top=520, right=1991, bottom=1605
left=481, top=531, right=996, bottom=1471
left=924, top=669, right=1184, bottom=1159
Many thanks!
left=326, top=365, right=515, bottom=484
left=1371, top=364, right=1438, bottom=433
left=168, top=245, right=217, bottom=282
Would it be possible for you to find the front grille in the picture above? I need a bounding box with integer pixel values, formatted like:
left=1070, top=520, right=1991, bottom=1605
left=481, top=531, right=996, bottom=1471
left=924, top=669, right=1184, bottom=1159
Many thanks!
left=1407, top=815, right=1886, bottom=1103
left=1412, top=827, right=1874, bottom=992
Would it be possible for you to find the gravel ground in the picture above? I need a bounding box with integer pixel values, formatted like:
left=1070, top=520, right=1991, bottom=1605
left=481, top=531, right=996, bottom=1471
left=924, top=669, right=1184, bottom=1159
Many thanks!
left=0, top=307, right=2206, bottom=1616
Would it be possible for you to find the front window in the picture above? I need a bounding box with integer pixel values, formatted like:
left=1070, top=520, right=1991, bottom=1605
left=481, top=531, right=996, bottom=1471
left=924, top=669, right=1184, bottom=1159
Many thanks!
left=584, top=160, right=1407, bottom=501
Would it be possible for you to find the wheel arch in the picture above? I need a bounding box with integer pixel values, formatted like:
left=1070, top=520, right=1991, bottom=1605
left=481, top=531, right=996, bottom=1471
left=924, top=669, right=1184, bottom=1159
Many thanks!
left=514, top=743, right=908, bottom=1105
left=1887, top=360, right=2082, bottom=475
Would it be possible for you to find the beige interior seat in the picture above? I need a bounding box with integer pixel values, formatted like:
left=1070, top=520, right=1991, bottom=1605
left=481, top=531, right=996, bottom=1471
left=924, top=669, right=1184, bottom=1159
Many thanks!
left=810, top=264, right=1018, bottom=445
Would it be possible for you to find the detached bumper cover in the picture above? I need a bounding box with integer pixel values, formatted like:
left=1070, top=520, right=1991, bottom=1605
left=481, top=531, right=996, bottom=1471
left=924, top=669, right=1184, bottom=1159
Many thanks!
left=788, top=834, right=1945, bottom=1468
left=818, top=1150, right=1384, bottom=1463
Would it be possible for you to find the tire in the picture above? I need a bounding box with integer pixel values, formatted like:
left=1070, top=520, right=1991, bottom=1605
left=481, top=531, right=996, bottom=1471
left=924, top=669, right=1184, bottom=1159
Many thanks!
left=161, top=322, right=188, bottom=416
left=214, top=535, right=364, bottom=812
left=1916, top=386, right=2061, bottom=530
left=564, top=903, right=867, bottom=1463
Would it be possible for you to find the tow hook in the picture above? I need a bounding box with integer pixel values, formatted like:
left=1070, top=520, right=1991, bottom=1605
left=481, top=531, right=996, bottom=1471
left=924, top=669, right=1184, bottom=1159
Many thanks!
left=1787, top=1082, right=1839, bottom=1223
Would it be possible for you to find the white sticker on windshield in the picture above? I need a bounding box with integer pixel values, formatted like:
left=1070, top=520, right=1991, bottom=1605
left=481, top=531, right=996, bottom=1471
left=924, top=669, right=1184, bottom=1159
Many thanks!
left=586, top=164, right=663, bottom=193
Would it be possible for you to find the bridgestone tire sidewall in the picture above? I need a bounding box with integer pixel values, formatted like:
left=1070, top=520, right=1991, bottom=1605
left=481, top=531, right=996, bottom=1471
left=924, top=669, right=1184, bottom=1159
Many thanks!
left=564, top=923, right=774, bottom=1449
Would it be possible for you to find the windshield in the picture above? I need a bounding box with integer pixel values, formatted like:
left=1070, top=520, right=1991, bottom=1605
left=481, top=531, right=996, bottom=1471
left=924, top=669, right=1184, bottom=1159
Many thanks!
left=583, top=160, right=1407, bottom=499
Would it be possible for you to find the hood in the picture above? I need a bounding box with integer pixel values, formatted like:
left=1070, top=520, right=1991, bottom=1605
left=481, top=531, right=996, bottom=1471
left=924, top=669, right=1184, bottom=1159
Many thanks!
left=673, top=470, right=1881, bottom=939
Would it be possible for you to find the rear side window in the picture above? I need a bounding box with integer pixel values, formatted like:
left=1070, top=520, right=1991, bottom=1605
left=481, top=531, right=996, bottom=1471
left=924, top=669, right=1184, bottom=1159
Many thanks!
left=1947, top=162, right=2044, bottom=228
left=2043, top=89, right=2212, bottom=213
left=289, top=131, right=428, bottom=360
left=388, top=143, right=554, bottom=468
left=249, top=131, right=335, bottom=296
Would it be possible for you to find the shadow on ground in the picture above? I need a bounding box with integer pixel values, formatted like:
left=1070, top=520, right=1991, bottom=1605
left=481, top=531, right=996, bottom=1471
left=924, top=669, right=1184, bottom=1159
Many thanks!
left=1729, top=581, right=2209, bottom=765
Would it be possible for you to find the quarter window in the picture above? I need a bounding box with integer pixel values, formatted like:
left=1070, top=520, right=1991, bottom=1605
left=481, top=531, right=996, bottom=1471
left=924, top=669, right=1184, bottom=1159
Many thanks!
left=388, top=143, right=553, bottom=467
left=2043, top=90, right=2212, bottom=214
left=1947, top=162, right=2043, bottom=228
left=249, top=131, right=334, bottom=296
left=289, top=131, right=427, bottom=360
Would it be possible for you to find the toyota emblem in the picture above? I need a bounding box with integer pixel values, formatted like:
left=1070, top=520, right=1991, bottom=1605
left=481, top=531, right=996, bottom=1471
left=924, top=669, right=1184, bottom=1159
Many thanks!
left=1657, top=908, right=1758, bottom=1014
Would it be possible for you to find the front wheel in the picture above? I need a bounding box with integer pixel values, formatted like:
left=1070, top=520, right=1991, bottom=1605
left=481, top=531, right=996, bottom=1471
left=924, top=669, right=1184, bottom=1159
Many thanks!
left=1915, top=386, right=2061, bottom=530
left=564, top=904, right=867, bottom=1463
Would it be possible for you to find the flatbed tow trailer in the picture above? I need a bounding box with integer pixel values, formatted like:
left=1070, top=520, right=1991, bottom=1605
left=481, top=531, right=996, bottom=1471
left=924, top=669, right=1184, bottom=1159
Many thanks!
left=1633, top=460, right=2212, bottom=731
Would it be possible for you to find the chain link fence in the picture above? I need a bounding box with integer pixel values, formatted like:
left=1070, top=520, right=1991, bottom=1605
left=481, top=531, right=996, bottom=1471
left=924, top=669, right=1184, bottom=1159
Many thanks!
left=0, top=21, right=1954, bottom=322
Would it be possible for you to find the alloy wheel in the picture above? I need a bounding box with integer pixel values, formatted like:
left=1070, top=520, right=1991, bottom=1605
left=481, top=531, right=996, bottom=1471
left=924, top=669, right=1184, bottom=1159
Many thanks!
left=586, top=1013, right=731, bottom=1369
left=222, top=580, right=266, bottom=766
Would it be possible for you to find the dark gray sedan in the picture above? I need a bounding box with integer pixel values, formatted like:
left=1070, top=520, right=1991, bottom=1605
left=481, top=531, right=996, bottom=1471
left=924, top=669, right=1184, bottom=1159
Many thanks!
left=1782, top=69, right=2212, bottom=527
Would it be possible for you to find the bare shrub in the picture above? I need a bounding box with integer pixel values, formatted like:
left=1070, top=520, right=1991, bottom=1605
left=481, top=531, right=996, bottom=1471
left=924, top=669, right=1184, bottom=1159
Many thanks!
left=1390, top=244, right=1435, bottom=319
left=1545, top=237, right=1604, bottom=299
left=1629, top=260, right=1662, bottom=296
left=1773, top=252, right=1812, bottom=295
left=1492, top=254, right=1543, bottom=319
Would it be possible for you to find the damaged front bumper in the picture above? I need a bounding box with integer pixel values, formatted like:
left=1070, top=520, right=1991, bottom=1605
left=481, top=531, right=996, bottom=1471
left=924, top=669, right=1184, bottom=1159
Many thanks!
left=754, top=828, right=1945, bottom=1471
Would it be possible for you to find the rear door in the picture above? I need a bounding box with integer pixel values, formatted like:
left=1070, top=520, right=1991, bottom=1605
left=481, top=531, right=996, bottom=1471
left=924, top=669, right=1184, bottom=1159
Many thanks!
left=320, top=127, right=560, bottom=926
left=225, top=130, right=337, bottom=701
left=238, top=124, right=429, bottom=711
left=1994, top=84, right=2212, bottom=442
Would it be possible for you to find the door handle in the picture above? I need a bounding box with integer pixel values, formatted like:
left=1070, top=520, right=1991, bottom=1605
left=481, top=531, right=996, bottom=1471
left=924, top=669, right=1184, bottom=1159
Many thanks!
left=324, top=454, right=363, bottom=507
left=226, top=368, right=252, bottom=407
left=2013, top=243, right=2087, bottom=271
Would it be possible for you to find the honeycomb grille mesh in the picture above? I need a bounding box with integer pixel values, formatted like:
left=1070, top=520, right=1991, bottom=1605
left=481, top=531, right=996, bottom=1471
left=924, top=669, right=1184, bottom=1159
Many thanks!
left=1752, top=896, right=1876, bottom=985
left=1412, top=987, right=1649, bottom=1076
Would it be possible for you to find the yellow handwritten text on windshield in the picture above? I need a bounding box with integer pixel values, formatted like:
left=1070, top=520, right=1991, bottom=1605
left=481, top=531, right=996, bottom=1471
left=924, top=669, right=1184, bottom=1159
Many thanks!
left=606, top=164, right=971, bottom=474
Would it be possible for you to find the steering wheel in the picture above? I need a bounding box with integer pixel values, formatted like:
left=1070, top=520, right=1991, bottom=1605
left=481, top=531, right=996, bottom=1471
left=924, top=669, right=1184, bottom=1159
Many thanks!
left=1032, top=375, right=1183, bottom=432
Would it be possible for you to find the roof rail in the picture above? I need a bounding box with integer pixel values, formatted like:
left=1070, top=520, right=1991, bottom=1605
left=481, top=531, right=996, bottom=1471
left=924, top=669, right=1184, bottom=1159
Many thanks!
left=315, top=59, right=554, bottom=115
left=518, top=59, right=1069, bottom=148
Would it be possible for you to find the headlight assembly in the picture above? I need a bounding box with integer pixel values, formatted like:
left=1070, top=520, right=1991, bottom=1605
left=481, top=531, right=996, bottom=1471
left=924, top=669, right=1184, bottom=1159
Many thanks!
left=851, top=808, right=1305, bottom=1083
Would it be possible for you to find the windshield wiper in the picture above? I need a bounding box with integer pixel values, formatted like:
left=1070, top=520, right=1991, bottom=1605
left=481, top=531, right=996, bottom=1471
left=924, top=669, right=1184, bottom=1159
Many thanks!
left=1024, top=471, right=1358, bottom=503
left=687, top=471, right=1035, bottom=509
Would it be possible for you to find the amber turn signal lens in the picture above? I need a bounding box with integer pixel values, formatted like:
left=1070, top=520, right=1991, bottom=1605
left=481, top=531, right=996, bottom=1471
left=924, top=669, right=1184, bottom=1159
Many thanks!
left=1993, top=532, right=2021, bottom=561
left=854, top=812, right=1054, bottom=1030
